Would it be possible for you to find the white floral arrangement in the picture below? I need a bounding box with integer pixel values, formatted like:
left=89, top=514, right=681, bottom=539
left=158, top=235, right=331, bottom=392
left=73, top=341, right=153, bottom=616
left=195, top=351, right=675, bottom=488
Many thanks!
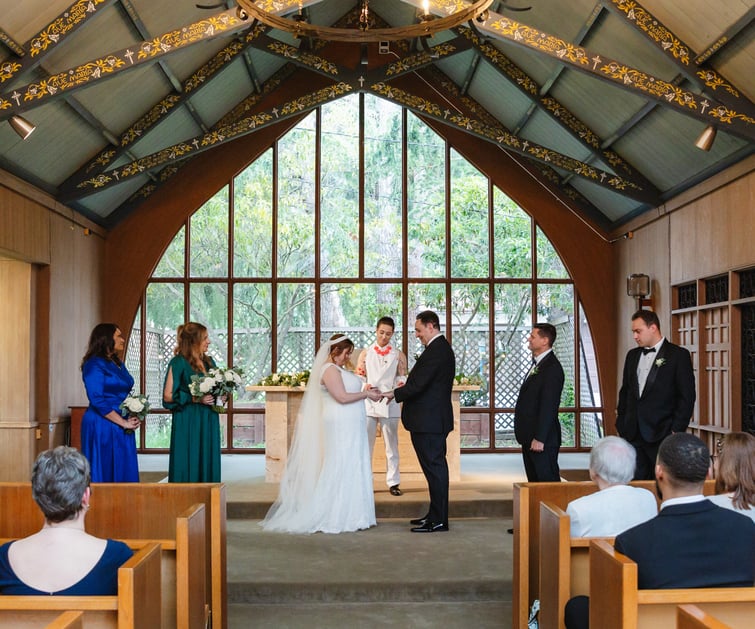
left=257, top=370, right=310, bottom=387
left=190, top=366, right=246, bottom=412
left=454, top=373, right=485, bottom=386
left=655, top=358, right=666, bottom=368
left=119, top=393, right=150, bottom=421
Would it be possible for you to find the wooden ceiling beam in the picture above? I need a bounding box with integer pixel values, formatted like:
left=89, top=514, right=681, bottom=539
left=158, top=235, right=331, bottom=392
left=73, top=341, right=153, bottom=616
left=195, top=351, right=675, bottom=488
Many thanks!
left=602, top=0, right=755, bottom=119
left=62, top=71, right=346, bottom=201
left=367, top=78, right=659, bottom=204
left=694, top=6, right=755, bottom=65
left=58, top=24, right=267, bottom=197
left=0, top=0, right=116, bottom=87
left=478, top=12, right=755, bottom=142
left=512, top=3, right=604, bottom=132
left=119, top=0, right=208, bottom=132
left=457, top=27, right=658, bottom=193
left=0, top=8, right=250, bottom=120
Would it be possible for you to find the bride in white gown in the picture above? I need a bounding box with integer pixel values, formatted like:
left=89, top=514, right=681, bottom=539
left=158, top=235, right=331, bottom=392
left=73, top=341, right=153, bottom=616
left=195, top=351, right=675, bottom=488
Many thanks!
left=261, top=335, right=383, bottom=534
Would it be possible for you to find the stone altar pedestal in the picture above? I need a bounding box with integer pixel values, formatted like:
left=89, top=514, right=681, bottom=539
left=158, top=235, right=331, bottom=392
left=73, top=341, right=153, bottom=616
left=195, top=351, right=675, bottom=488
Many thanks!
left=247, top=385, right=478, bottom=483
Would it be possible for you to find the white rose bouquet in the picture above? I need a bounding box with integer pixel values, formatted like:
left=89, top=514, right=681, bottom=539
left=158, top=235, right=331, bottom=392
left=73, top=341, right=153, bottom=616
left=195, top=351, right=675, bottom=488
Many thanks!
left=190, top=366, right=245, bottom=412
left=119, top=393, right=150, bottom=434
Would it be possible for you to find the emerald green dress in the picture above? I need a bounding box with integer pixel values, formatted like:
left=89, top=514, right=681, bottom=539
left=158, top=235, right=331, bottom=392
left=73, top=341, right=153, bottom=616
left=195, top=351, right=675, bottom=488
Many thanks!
left=163, top=355, right=221, bottom=482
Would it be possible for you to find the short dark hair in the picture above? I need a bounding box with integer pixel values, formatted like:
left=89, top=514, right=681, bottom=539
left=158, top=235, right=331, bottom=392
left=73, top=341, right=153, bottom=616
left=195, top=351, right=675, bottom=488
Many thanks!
left=632, top=309, right=661, bottom=332
left=416, top=310, right=440, bottom=329
left=657, top=433, right=709, bottom=486
left=533, top=323, right=557, bottom=347
left=32, top=446, right=90, bottom=523
left=376, top=316, right=395, bottom=330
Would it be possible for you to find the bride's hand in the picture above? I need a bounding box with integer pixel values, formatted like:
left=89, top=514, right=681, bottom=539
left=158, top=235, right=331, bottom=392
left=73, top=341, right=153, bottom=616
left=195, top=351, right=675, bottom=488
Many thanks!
left=365, top=387, right=383, bottom=401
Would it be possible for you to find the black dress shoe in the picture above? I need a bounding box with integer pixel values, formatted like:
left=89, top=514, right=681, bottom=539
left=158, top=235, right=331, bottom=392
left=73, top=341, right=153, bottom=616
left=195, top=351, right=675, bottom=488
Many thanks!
left=389, top=485, right=402, bottom=496
left=410, top=516, right=429, bottom=526
left=411, top=522, right=449, bottom=533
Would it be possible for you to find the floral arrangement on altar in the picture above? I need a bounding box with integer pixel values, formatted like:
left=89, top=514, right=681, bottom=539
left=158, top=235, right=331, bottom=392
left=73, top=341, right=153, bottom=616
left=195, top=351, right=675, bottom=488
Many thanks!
left=454, top=373, right=487, bottom=407
left=119, top=393, right=150, bottom=434
left=256, top=370, right=310, bottom=388
left=190, top=366, right=246, bottom=412
left=454, top=373, right=485, bottom=386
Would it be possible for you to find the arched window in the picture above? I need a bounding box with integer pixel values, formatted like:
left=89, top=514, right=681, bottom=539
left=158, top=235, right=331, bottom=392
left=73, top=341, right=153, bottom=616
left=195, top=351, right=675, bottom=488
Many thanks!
left=127, top=93, right=603, bottom=452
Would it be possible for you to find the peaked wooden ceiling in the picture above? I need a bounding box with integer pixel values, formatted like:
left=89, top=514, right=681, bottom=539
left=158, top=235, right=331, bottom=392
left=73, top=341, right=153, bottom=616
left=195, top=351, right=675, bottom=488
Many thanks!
left=1, top=0, right=753, bottom=232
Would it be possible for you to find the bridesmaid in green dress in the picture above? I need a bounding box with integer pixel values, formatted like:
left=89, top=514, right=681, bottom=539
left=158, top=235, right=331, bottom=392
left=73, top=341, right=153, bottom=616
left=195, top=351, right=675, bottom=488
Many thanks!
left=162, top=322, right=221, bottom=482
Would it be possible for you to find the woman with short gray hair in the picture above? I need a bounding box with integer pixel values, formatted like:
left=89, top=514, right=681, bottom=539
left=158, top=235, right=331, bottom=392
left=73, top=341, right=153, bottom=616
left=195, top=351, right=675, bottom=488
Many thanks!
left=0, top=446, right=132, bottom=595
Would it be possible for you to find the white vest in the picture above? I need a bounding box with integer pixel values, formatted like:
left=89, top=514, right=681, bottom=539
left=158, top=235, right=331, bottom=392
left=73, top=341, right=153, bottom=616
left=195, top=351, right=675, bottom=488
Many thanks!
left=364, top=346, right=402, bottom=418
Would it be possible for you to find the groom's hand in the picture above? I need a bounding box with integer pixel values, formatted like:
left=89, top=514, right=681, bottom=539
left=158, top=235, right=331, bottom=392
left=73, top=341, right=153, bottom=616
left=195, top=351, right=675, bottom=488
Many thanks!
left=382, top=390, right=395, bottom=401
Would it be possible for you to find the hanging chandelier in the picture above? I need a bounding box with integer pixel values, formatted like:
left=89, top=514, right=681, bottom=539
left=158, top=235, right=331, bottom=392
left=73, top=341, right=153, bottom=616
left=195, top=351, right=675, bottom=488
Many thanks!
left=235, top=0, right=495, bottom=42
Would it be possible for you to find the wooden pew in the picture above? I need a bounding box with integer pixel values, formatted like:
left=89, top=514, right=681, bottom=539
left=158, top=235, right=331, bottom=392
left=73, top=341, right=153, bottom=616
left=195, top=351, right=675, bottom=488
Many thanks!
left=589, top=540, right=755, bottom=628
left=45, top=611, right=84, bottom=629
left=2, top=502, right=209, bottom=629
left=538, top=501, right=613, bottom=629
left=0, top=482, right=227, bottom=629
left=677, top=604, right=736, bottom=629
left=513, top=480, right=714, bottom=629
left=0, top=541, right=161, bottom=628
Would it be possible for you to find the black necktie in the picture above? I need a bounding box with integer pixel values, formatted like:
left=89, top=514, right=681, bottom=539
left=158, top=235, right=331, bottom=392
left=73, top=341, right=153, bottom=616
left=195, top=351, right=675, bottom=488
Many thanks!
left=642, top=347, right=656, bottom=355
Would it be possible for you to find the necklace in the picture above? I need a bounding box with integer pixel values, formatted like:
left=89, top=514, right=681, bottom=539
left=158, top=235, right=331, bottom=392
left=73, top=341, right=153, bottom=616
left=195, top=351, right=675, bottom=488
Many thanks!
left=374, top=345, right=391, bottom=356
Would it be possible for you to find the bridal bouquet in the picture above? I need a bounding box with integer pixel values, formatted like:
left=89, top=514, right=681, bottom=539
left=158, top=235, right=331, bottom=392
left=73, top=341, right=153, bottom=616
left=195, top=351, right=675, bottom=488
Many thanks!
left=119, top=393, right=150, bottom=434
left=190, top=366, right=245, bottom=412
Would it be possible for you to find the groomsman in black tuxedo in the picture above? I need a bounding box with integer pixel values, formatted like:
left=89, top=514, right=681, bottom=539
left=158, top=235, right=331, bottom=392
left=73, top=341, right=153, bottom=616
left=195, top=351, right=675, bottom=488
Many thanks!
left=385, top=310, right=455, bottom=532
left=514, top=323, right=565, bottom=483
left=616, top=310, right=696, bottom=480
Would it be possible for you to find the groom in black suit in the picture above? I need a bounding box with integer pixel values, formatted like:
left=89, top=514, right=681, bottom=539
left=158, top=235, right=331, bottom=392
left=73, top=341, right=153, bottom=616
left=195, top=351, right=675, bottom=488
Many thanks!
left=616, top=310, right=696, bottom=480
left=386, top=310, right=455, bottom=532
left=514, top=323, right=565, bottom=482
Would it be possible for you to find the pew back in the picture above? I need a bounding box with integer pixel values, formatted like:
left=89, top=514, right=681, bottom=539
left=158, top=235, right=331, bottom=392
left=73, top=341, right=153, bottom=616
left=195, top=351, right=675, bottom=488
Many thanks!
left=538, top=501, right=613, bottom=629
left=589, top=540, right=755, bottom=629
left=45, top=611, right=85, bottom=628
left=677, top=604, right=733, bottom=629
left=0, top=542, right=161, bottom=629
left=513, top=480, right=715, bottom=629
left=0, top=482, right=226, bottom=629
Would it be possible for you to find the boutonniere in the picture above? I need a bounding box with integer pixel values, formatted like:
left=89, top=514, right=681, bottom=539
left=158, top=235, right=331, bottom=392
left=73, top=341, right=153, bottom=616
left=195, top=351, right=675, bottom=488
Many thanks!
left=654, top=358, right=666, bottom=368
left=529, top=365, right=539, bottom=377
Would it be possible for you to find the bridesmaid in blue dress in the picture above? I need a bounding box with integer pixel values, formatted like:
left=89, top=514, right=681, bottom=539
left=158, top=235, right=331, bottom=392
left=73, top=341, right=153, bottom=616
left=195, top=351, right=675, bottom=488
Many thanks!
left=80, top=323, right=140, bottom=482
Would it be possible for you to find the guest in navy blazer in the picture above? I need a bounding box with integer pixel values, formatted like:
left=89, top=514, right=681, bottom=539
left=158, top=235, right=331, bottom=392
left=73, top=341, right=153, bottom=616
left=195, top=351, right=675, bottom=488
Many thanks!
left=514, top=323, right=565, bottom=482
left=565, top=433, right=755, bottom=629
left=617, top=310, right=696, bottom=479
left=386, top=310, right=455, bottom=532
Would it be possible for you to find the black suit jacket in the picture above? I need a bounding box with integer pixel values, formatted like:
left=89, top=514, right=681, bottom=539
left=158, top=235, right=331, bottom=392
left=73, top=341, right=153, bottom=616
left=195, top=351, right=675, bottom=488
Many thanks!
left=514, top=351, right=565, bottom=447
left=614, top=500, right=755, bottom=589
left=616, top=339, right=696, bottom=443
left=394, top=335, right=455, bottom=434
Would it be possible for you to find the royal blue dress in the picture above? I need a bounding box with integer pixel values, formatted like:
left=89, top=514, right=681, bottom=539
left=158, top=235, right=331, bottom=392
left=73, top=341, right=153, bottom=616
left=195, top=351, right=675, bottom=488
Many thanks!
left=0, top=539, right=132, bottom=595
left=81, top=357, right=139, bottom=482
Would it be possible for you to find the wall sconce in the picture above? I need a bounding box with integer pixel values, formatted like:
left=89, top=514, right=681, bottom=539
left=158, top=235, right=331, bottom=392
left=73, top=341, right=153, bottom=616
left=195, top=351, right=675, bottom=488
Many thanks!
left=695, top=125, right=716, bottom=151
left=627, top=273, right=651, bottom=311
left=9, top=115, right=36, bottom=140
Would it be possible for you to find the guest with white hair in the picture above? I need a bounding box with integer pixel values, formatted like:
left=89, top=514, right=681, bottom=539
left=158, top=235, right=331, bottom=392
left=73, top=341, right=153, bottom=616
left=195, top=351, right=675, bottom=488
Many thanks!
left=566, top=436, right=658, bottom=537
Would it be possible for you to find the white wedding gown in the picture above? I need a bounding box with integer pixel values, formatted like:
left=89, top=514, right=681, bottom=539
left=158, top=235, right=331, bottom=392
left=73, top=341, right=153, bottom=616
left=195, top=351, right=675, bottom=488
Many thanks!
left=261, top=363, right=376, bottom=534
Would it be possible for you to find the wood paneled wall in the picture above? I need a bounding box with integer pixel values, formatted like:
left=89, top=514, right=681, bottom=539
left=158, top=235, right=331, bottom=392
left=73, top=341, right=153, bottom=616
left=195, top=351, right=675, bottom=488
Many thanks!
left=0, top=176, right=103, bottom=479
left=612, top=156, right=755, bottom=434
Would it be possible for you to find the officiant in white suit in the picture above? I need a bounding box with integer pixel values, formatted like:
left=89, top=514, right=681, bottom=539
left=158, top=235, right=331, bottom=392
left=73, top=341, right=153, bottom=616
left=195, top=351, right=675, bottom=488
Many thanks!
left=356, top=316, right=408, bottom=497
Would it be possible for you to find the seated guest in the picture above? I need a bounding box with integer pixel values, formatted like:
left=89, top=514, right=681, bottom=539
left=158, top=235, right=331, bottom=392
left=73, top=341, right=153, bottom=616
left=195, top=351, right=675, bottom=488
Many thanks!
left=709, top=431, right=755, bottom=523
left=0, top=446, right=133, bottom=595
left=565, top=433, right=755, bottom=629
left=566, top=436, right=657, bottom=537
